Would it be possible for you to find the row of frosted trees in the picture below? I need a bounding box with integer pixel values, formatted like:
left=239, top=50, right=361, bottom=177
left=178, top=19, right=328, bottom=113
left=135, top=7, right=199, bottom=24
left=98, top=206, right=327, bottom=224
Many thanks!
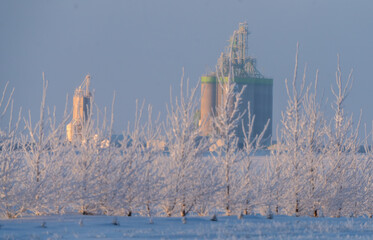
left=1, top=53, right=372, bottom=219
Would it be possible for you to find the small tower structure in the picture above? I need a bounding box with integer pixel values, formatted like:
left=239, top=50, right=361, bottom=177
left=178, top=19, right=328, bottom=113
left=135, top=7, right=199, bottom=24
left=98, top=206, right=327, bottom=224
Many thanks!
left=66, top=75, right=92, bottom=142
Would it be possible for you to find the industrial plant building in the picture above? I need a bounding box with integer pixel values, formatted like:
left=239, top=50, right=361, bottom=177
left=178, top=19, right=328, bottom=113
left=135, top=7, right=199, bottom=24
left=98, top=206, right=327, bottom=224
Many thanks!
left=66, top=75, right=92, bottom=142
left=200, top=23, right=273, bottom=146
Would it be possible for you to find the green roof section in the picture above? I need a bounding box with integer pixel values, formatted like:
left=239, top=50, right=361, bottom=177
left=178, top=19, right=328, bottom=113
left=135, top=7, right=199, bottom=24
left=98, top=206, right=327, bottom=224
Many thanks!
left=201, top=76, right=217, bottom=83
left=201, top=76, right=273, bottom=85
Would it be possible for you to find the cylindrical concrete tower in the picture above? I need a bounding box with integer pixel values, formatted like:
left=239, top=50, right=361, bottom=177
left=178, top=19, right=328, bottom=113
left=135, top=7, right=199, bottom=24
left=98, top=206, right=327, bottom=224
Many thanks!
left=253, top=78, right=273, bottom=145
left=200, top=76, right=217, bottom=136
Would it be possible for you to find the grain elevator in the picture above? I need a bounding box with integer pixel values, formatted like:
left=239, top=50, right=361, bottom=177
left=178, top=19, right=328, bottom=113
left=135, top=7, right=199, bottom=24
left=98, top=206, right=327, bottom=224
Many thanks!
left=66, top=75, right=92, bottom=142
left=200, top=23, right=273, bottom=146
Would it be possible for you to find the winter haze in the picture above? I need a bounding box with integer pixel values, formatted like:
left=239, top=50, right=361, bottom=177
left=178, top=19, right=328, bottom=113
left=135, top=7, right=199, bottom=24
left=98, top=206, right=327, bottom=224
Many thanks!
left=3, top=1, right=373, bottom=239
left=1, top=0, right=373, bottom=134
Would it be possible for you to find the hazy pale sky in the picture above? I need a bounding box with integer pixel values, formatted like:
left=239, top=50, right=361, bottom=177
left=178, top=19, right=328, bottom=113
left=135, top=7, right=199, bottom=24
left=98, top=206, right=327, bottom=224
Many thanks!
left=1, top=0, right=373, bottom=136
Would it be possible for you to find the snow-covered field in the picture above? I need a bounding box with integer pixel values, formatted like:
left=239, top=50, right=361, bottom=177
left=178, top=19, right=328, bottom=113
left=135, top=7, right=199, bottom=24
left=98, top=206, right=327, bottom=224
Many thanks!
left=1, top=215, right=373, bottom=240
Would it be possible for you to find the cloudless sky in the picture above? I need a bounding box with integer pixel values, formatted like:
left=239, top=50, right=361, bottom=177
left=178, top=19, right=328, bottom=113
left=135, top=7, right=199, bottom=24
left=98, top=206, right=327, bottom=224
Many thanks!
left=1, top=0, right=373, bottom=138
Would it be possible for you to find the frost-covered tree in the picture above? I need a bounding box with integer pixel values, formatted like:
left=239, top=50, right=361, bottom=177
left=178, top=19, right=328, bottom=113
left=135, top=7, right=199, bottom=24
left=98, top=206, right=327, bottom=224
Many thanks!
left=322, top=57, right=360, bottom=217
left=252, top=154, right=280, bottom=216
left=22, top=75, right=58, bottom=215
left=69, top=95, right=108, bottom=215
left=360, top=125, right=373, bottom=218
left=137, top=105, right=162, bottom=218
left=161, top=72, right=207, bottom=217
left=268, top=136, right=287, bottom=215
left=21, top=74, right=73, bottom=215
left=40, top=104, right=73, bottom=214
left=279, top=46, right=308, bottom=216
left=210, top=68, right=245, bottom=216
left=0, top=82, right=15, bottom=135
left=0, top=82, right=24, bottom=218
left=108, top=100, right=145, bottom=216
left=22, top=76, right=48, bottom=187
left=191, top=154, right=219, bottom=216
left=239, top=103, right=270, bottom=215
left=299, top=70, right=326, bottom=217
left=90, top=95, right=117, bottom=215
left=277, top=52, right=360, bottom=218
left=279, top=48, right=331, bottom=217
left=0, top=108, right=23, bottom=218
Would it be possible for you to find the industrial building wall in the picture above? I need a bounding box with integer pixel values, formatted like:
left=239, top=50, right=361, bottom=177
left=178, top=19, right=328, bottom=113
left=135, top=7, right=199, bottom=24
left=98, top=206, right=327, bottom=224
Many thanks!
left=73, top=94, right=90, bottom=123
left=235, top=78, right=272, bottom=146
left=200, top=76, right=273, bottom=146
left=73, top=95, right=84, bottom=122
left=83, top=97, right=90, bottom=122
left=253, top=80, right=273, bottom=146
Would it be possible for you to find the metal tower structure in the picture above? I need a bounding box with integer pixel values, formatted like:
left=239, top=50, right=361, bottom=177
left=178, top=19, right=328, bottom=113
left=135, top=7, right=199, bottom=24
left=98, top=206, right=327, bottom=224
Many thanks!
left=217, top=22, right=263, bottom=79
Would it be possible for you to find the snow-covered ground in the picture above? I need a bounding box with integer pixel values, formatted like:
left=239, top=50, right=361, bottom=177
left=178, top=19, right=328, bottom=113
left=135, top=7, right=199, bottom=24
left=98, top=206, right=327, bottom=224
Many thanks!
left=1, top=215, right=373, bottom=240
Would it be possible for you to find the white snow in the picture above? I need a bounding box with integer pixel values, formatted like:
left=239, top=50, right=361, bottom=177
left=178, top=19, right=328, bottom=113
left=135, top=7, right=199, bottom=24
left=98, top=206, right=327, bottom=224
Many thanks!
left=1, top=215, right=373, bottom=239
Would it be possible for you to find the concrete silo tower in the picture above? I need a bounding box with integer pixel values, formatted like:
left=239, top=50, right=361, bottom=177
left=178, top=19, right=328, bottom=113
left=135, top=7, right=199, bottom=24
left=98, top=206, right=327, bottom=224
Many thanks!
left=200, top=75, right=217, bottom=135
left=200, top=23, right=273, bottom=146
left=66, top=75, right=92, bottom=142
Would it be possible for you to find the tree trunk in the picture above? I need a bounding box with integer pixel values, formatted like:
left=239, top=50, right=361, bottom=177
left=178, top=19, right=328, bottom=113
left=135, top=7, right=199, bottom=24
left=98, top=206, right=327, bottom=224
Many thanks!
left=225, top=163, right=231, bottom=216
left=295, top=197, right=299, bottom=217
left=313, top=209, right=317, bottom=217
